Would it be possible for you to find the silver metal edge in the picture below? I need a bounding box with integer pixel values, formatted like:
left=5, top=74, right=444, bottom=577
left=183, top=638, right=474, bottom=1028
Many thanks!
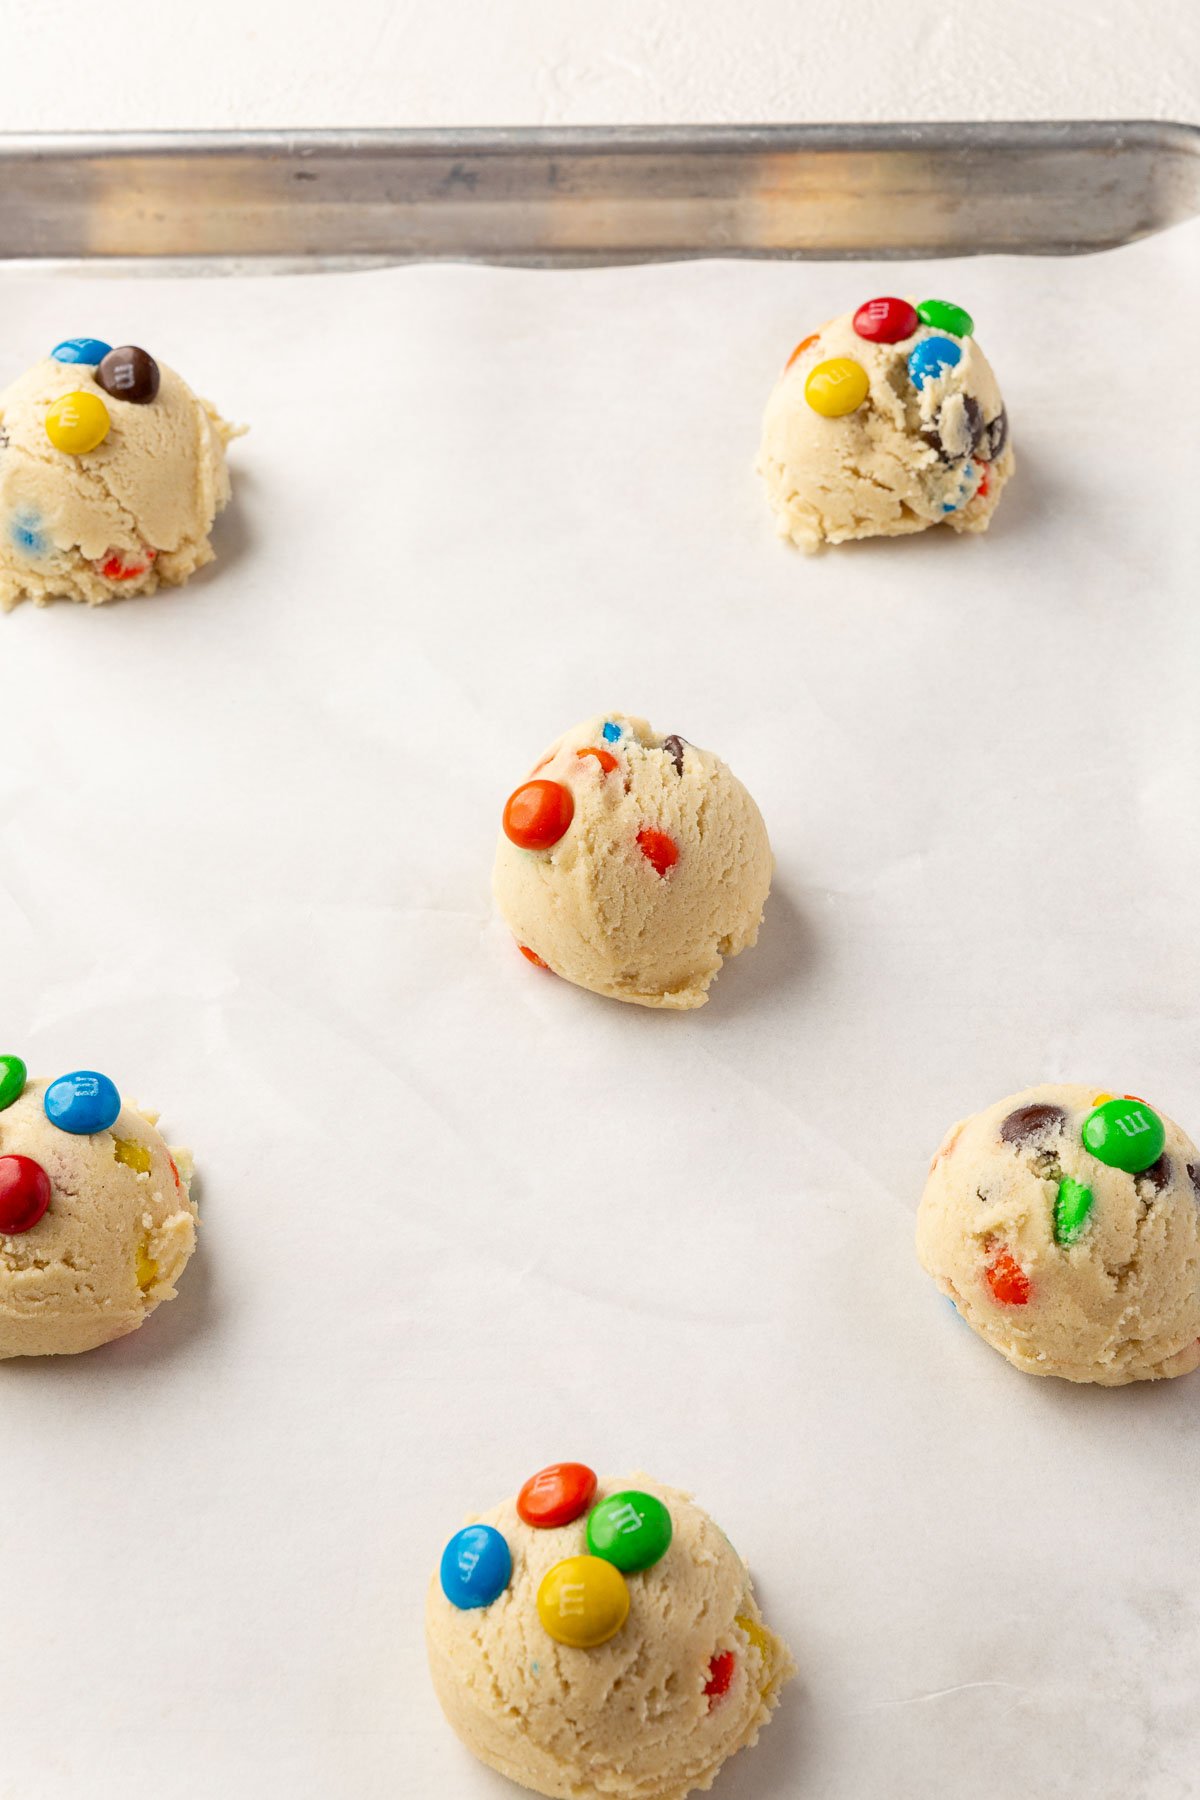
left=0, top=121, right=1197, bottom=266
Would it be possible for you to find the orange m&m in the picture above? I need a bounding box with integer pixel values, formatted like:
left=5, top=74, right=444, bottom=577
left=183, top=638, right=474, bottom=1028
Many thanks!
left=576, top=747, right=618, bottom=774
left=517, top=1462, right=597, bottom=1529
left=785, top=333, right=820, bottom=370
left=503, top=779, right=574, bottom=851
left=985, top=1247, right=1030, bottom=1307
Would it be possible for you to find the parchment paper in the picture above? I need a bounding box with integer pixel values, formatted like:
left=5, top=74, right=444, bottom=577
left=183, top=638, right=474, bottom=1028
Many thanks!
left=1, top=226, right=1198, bottom=1800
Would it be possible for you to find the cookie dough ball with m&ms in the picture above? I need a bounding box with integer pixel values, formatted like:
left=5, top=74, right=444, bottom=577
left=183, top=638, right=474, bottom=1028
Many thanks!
left=493, top=714, right=772, bottom=1009
left=757, top=296, right=1013, bottom=552
left=427, top=1464, right=794, bottom=1799
left=0, top=337, right=241, bottom=609
left=0, top=1058, right=197, bottom=1358
left=917, top=1085, right=1200, bottom=1384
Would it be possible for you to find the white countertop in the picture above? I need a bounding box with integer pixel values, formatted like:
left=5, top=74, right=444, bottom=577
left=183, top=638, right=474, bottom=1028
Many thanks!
left=0, top=0, right=1197, bottom=133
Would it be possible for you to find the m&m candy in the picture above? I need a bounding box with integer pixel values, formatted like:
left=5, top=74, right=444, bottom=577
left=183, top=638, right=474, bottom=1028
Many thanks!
left=637, top=829, right=678, bottom=877
left=1081, top=1098, right=1166, bottom=1174
left=1054, top=1176, right=1095, bottom=1244
left=907, top=338, right=962, bottom=390
left=45, top=391, right=111, bottom=456
left=785, top=331, right=820, bottom=369
left=586, top=1490, right=672, bottom=1573
left=917, top=299, right=974, bottom=338
left=985, top=1246, right=1030, bottom=1306
left=804, top=357, right=869, bottom=418
left=601, top=722, right=622, bottom=743
left=44, top=1070, right=121, bottom=1136
left=51, top=337, right=112, bottom=365
left=517, top=1463, right=597, bottom=1529
left=503, top=780, right=574, bottom=851
left=99, top=549, right=156, bottom=581
left=576, top=747, right=619, bottom=774
left=736, top=1612, right=772, bottom=1667
left=96, top=346, right=160, bottom=406
left=704, top=1650, right=736, bottom=1705
left=113, top=1137, right=153, bottom=1175
left=0, top=1155, right=51, bottom=1234
left=0, top=1054, right=27, bottom=1113
left=1000, top=1103, right=1065, bottom=1146
left=537, top=1555, right=630, bottom=1648
left=853, top=297, right=918, bottom=343
left=440, top=1524, right=512, bottom=1610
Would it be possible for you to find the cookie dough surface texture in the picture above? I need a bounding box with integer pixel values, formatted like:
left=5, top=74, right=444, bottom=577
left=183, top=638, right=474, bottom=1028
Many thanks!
left=757, top=295, right=1013, bottom=551
left=0, top=1078, right=197, bottom=1357
left=492, top=714, right=772, bottom=1010
left=0, top=347, right=238, bottom=608
left=916, top=1083, right=1200, bottom=1385
left=427, top=1473, right=794, bottom=1800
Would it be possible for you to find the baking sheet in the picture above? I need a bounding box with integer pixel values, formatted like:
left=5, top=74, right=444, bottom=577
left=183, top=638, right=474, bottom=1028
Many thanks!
left=1, top=228, right=1199, bottom=1800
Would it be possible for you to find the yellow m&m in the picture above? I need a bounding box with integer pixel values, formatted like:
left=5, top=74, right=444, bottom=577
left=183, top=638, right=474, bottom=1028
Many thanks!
left=45, top=390, right=110, bottom=455
left=804, top=357, right=869, bottom=418
left=537, top=1555, right=629, bottom=1648
left=135, top=1239, right=158, bottom=1291
left=113, top=1137, right=153, bottom=1174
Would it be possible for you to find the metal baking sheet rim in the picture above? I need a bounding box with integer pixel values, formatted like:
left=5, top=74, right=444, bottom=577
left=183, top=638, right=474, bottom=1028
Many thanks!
left=0, top=121, right=1197, bottom=269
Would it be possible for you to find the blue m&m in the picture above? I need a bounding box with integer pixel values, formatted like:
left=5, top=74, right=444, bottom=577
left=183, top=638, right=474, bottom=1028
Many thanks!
left=908, top=337, right=962, bottom=389
left=51, top=338, right=113, bottom=365
left=602, top=722, right=622, bottom=743
left=44, top=1070, right=121, bottom=1136
left=440, top=1524, right=512, bottom=1610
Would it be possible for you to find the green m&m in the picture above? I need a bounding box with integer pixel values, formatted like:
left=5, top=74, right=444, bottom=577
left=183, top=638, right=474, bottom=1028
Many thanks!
left=1081, top=1098, right=1165, bottom=1174
left=0, top=1056, right=27, bottom=1113
left=1054, top=1176, right=1095, bottom=1244
left=586, top=1490, right=672, bottom=1573
left=917, top=299, right=974, bottom=339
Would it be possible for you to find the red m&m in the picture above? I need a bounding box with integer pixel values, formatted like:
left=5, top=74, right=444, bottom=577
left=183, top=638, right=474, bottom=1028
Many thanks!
left=704, top=1650, right=736, bottom=1707
left=0, top=1155, right=51, bottom=1235
left=637, top=829, right=679, bottom=877
left=853, top=297, right=919, bottom=344
left=503, top=779, right=574, bottom=851
left=517, top=1462, right=598, bottom=1528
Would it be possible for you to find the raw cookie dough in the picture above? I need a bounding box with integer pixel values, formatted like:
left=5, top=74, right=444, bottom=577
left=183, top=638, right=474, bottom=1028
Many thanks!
left=427, top=1464, right=794, bottom=1800
left=492, top=714, right=772, bottom=1010
left=916, top=1083, right=1200, bottom=1384
left=757, top=294, right=1013, bottom=551
left=0, top=1058, right=197, bottom=1358
left=0, top=336, right=239, bottom=608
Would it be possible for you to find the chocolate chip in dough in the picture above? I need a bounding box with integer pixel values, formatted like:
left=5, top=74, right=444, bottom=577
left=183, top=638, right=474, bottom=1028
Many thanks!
left=978, top=406, right=1008, bottom=462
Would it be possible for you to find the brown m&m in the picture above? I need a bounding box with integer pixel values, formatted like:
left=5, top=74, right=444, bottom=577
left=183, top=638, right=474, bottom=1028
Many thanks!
left=97, top=346, right=161, bottom=406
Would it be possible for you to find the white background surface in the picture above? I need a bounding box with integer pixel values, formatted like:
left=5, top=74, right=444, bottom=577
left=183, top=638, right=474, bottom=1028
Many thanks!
left=0, top=0, right=1195, bottom=131
left=2, top=225, right=1200, bottom=1799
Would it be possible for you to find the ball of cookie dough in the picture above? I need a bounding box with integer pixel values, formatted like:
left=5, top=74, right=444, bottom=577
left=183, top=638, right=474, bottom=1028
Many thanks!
left=0, top=1059, right=197, bottom=1358
left=757, top=295, right=1013, bottom=552
left=916, top=1084, right=1200, bottom=1385
left=427, top=1465, right=794, bottom=1800
left=492, top=714, right=772, bottom=1009
left=0, top=337, right=239, bottom=609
